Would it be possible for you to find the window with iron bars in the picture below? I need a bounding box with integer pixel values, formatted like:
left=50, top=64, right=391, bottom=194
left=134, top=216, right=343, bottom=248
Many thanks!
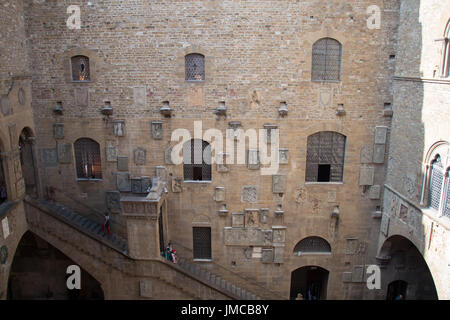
left=311, top=38, right=342, bottom=81
left=74, top=138, right=102, bottom=179
left=294, top=236, right=331, bottom=254
left=305, top=131, right=346, bottom=182
left=429, top=156, right=443, bottom=211
left=185, top=53, right=205, bottom=81
left=183, top=140, right=211, bottom=181
left=193, top=227, right=211, bottom=260
left=71, top=55, right=90, bottom=81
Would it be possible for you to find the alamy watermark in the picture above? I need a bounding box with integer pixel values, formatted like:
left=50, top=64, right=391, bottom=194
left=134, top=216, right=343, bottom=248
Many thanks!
left=66, top=265, right=81, bottom=290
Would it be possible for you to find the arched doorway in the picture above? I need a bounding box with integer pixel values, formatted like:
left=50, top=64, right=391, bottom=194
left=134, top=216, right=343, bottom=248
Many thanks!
left=290, top=266, right=329, bottom=300
left=7, top=232, right=104, bottom=300
left=386, top=280, right=408, bottom=300
left=379, top=235, right=438, bottom=300
left=18, top=128, right=37, bottom=197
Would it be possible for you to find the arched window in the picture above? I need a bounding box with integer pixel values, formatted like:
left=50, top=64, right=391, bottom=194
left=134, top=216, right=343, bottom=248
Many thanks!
left=441, top=20, right=450, bottom=78
left=305, top=131, right=346, bottom=182
left=429, top=155, right=444, bottom=211
left=71, top=55, right=90, bottom=81
left=294, top=237, right=331, bottom=255
left=185, top=53, right=205, bottom=81
left=183, top=139, right=211, bottom=181
left=312, top=38, right=342, bottom=81
left=74, top=138, right=102, bottom=179
left=444, top=169, right=450, bottom=218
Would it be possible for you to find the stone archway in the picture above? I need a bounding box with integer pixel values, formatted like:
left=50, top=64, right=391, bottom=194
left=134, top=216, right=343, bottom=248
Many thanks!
left=7, top=231, right=104, bottom=300
left=290, top=265, right=329, bottom=300
left=379, top=235, right=437, bottom=300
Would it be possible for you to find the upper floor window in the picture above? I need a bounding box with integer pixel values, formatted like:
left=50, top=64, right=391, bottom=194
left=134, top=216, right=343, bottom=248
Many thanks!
left=185, top=53, right=205, bottom=81
left=183, top=139, right=211, bottom=181
left=429, top=155, right=444, bottom=211
left=312, top=38, right=342, bottom=81
left=441, top=19, right=450, bottom=78
left=71, top=55, right=90, bottom=81
left=305, top=131, right=346, bottom=182
left=293, top=236, right=331, bottom=255
left=444, top=169, right=450, bottom=218
left=74, top=138, right=102, bottom=179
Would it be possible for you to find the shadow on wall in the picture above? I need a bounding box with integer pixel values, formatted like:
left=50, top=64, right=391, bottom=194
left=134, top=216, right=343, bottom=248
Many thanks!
left=7, top=231, right=104, bottom=300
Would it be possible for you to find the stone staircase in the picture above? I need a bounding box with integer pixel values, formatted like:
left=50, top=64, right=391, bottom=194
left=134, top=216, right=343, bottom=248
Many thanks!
left=31, top=198, right=129, bottom=255
left=176, top=257, right=261, bottom=300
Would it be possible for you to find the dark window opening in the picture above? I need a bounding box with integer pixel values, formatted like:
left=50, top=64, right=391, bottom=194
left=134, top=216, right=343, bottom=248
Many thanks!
left=193, top=227, right=211, bottom=260
left=183, top=140, right=211, bottom=181
left=74, top=138, right=102, bottom=180
left=305, top=131, right=346, bottom=182
left=0, top=156, right=7, bottom=205
left=71, top=55, right=90, bottom=81
left=429, top=155, right=443, bottom=211
left=317, top=165, right=331, bottom=182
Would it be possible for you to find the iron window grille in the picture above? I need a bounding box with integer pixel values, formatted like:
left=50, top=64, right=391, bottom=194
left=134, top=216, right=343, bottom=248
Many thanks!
left=74, top=138, right=102, bottom=179
left=305, top=131, right=346, bottom=182
left=312, top=38, right=342, bottom=81
left=183, top=140, right=211, bottom=181
left=71, top=55, right=90, bottom=81
left=294, top=237, right=331, bottom=254
left=193, top=227, right=211, bottom=260
left=444, top=171, right=450, bottom=218
left=185, top=53, right=205, bottom=81
left=429, top=156, right=443, bottom=211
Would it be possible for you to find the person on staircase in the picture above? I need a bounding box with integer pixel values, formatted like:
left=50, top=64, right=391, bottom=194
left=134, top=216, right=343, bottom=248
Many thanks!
left=102, top=212, right=111, bottom=236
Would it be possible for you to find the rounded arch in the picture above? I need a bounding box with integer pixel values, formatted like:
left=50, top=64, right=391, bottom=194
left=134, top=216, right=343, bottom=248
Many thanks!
left=7, top=231, right=104, bottom=300
left=293, top=236, right=331, bottom=255
left=424, top=141, right=449, bottom=167
left=311, top=37, right=342, bottom=81
left=290, top=265, right=329, bottom=300
left=192, top=214, right=211, bottom=226
left=74, top=137, right=102, bottom=179
left=185, top=53, right=205, bottom=81
left=378, top=235, right=438, bottom=300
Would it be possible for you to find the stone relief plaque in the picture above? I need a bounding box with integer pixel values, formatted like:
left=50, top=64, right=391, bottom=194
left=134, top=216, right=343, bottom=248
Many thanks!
left=214, top=187, right=225, bottom=202
left=360, top=145, right=373, bottom=164
left=272, top=175, right=286, bottom=193
left=318, top=88, right=333, bottom=107
left=374, top=126, right=388, bottom=144
left=105, top=142, right=117, bottom=162
left=231, top=213, right=245, bottom=228
left=259, top=208, right=269, bottom=224
left=171, top=177, right=182, bottom=193
left=117, top=172, right=131, bottom=192
left=117, top=156, right=128, bottom=172
left=151, top=121, right=163, bottom=140
left=273, top=246, right=284, bottom=263
left=141, top=176, right=152, bottom=193
left=2, top=217, right=10, bottom=239
left=113, top=120, right=125, bottom=137
left=40, top=148, right=58, bottom=167
left=369, top=185, right=381, bottom=200
left=164, top=145, right=173, bottom=165
left=373, top=144, right=386, bottom=164
left=133, top=86, right=147, bottom=108
left=272, top=227, right=286, bottom=243
left=241, top=186, right=258, bottom=203
left=53, top=123, right=64, bottom=139
left=105, top=191, right=121, bottom=210
left=245, top=209, right=259, bottom=228
left=359, top=167, right=374, bottom=186
left=134, top=147, right=146, bottom=166
left=74, top=87, right=89, bottom=107
left=279, top=148, right=289, bottom=164
left=57, top=143, right=72, bottom=164
left=131, top=178, right=142, bottom=193
left=261, top=249, right=274, bottom=263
